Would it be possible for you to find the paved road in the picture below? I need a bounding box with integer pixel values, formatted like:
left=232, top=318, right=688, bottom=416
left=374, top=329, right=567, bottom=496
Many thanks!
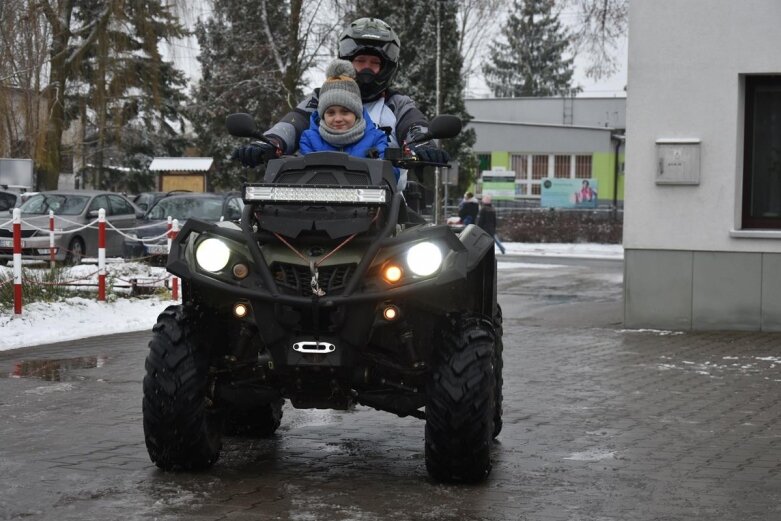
left=0, top=260, right=779, bottom=520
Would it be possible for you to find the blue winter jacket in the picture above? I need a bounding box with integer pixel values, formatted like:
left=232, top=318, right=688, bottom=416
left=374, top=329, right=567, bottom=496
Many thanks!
left=300, top=110, right=394, bottom=176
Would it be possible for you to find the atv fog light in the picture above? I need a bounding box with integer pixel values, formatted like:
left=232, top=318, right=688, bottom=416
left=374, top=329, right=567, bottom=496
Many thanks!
left=233, top=302, right=249, bottom=318
left=406, top=242, right=442, bottom=277
left=232, top=263, right=249, bottom=279
left=383, top=305, right=400, bottom=321
left=383, top=264, right=403, bottom=284
left=195, top=238, right=231, bottom=272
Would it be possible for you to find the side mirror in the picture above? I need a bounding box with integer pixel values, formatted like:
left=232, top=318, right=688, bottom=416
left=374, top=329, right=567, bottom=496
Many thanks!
left=405, top=115, right=462, bottom=144
left=428, top=115, right=462, bottom=140
left=87, top=210, right=99, bottom=218
left=226, top=113, right=264, bottom=139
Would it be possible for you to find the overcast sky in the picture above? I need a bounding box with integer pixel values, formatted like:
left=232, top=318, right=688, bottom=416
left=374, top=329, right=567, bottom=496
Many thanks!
left=161, top=5, right=628, bottom=100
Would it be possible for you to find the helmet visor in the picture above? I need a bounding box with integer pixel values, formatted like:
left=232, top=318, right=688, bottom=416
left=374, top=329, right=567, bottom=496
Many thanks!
left=339, top=38, right=400, bottom=64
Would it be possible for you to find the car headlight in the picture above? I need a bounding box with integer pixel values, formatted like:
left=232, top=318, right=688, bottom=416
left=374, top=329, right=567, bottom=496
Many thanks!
left=406, top=241, right=442, bottom=277
left=195, top=238, right=231, bottom=272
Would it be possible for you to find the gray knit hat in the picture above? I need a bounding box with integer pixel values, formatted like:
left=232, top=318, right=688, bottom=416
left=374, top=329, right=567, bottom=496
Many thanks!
left=318, top=59, right=363, bottom=120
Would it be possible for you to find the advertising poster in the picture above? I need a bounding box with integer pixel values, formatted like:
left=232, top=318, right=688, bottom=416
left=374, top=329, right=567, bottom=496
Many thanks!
left=541, top=178, right=598, bottom=208
left=481, top=170, right=516, bottom=201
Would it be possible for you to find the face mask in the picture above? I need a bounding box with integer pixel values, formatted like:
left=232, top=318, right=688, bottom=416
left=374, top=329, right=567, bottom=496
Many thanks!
left=355, top=69, right=377, bottom=86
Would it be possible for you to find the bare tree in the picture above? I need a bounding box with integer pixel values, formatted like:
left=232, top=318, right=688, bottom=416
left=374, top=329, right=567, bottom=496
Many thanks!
left=565, top=0, right=628, bottom=79
left=0, top=2, right=50, bottom=161
left=260, top=0, right=344, bottom=108
left=35, top=0, right=118, bottom=189
left=456, top=0, right=504, bottom=82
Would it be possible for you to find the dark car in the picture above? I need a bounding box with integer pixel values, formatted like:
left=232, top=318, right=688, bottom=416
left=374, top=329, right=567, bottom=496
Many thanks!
left=0, top=190, right=143, bottom=263
left=123, top=192, right=244, bottom=261
left=0, top=191, right=17, bottom=212
left=132, top=190, right=191, bottom=212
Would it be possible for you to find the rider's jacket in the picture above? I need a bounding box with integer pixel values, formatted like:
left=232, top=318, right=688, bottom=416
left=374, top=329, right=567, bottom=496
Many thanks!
left=265, top=89, right=428, bottom=155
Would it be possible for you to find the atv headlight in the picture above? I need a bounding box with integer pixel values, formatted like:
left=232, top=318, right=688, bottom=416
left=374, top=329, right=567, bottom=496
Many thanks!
left=195, top=238, right=231, bottom=272
left=406, top=241, right=442, bottom=277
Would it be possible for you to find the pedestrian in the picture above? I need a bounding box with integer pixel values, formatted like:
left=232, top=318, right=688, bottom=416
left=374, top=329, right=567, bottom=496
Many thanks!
left=476, top=194, right=506, bottom=254
left=299, top=60, right=391, bottom=159
left=459, top=191, right=479, bottom=225
left=232, top=17, right=449, bottom=192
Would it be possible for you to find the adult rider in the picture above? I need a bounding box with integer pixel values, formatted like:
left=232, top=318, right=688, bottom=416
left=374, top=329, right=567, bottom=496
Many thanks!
left=232, top=17, right=450, bottom=190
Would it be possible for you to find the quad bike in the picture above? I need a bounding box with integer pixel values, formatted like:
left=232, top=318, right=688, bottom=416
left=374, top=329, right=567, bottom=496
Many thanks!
left=142, top=113, right=504, bottom=482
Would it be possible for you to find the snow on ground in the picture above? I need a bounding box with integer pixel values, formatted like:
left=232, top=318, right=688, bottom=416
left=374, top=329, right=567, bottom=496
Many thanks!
left=0, top=243, right=623, bottom=352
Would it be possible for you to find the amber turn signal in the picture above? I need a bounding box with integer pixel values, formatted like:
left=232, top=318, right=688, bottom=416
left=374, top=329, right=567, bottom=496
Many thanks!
left=232, top=263, right=249, bottom=279
left=383, top=264, right=403, bottom=283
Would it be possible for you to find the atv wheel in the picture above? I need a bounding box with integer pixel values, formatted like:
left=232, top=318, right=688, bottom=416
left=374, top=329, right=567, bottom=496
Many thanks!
left=425, top=315, right=496, bottom=483
left=493, top=305, right=504, bottom=438
left=143, top=305, right=223, bottom=470
left=225, top=399, right=284, bottom=437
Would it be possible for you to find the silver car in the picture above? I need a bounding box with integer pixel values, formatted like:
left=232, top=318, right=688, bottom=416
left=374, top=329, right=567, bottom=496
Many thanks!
left=0, top=190, right=143, bottom=264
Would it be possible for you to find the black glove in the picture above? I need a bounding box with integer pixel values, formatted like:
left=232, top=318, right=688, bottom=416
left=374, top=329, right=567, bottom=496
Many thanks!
left=231, top=140, right=281, bottom=167
left=407, top=141, right=451, bottom=164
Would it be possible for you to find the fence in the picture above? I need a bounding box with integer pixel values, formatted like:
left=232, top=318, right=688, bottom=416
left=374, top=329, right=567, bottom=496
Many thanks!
left=1, top=208, right=180, bottom=316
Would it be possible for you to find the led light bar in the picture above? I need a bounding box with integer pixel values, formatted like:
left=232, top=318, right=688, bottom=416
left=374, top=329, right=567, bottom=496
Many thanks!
left=245, top=185, right=387, bottom=205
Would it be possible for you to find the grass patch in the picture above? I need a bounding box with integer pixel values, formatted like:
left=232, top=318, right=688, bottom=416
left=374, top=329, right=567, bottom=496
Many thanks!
left=0, top=265, right=100, bottom=310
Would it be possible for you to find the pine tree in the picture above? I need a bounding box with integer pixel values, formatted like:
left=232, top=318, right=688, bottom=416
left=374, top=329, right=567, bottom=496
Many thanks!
left=67, top=0, right=190, bottom=192
left=188, top=0, right=293, bottom=189
left=483, top=0, right=578, bottom=97
left=347, top=1, right=479, bottom=195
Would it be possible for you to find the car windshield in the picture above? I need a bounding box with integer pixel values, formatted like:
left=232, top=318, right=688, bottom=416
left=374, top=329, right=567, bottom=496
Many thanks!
left=18, top=194, right=90, bottom=215
left=147, top=197, right=223, bottom=221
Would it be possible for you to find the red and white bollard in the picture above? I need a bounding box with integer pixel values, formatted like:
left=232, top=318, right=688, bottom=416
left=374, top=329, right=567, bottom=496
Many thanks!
left=170, top=218, right=179, bottom=301
left=49, top=210, right=56, bottom=268
left=98, top=208, right=106, bottom=301
left=12, top=208, right=22, bottom=315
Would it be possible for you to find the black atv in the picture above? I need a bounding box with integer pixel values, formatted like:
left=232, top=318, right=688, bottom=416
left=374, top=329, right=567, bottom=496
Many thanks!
left=142, top=113, right=504, bottom=483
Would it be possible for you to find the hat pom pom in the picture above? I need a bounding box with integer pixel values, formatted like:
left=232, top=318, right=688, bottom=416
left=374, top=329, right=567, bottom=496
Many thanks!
left=326, top=59, right=356, bottom=79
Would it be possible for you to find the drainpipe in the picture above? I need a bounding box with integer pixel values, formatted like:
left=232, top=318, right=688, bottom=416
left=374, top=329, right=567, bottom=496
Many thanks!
left=611, top=133, right=625, bottom=219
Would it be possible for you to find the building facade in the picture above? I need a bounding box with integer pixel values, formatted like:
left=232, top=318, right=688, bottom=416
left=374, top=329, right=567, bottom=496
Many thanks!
left=466, top=97, right=625, bottom=204
left=624, top=1, right=781, bottom=331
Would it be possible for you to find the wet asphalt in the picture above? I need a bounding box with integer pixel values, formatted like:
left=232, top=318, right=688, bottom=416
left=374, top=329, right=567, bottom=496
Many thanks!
left=0, top=257, right=779, bottom=520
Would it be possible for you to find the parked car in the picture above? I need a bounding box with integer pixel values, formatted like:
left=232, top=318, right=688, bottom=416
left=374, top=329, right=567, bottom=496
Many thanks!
left=0, top=191, right=17, bottom=212
left=0, top=190, right=143, bottom=264
left=123, top=192, right=244, bottom=262
left=131, top=190, right=191, bottom=212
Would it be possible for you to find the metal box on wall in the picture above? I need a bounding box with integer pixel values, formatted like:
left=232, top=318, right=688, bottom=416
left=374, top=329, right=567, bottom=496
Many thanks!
left=655, top=139, right=701, bottom=185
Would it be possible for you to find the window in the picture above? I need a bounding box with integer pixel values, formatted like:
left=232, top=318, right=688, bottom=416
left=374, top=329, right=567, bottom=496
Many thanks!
left=510, top=154, right=528, bottom=180
left=109, top=195, right=134, bottom=216
left=743, top=76, right=781, bottom=228
left=88, top=195, right=109, bottom=215
left=554, top=155, right=571, bottom=178
left=532, top=155, right=548, bottom=179
left=575, top=155, right=593, bottom=179
left=477, top=153, right=491, bottom=173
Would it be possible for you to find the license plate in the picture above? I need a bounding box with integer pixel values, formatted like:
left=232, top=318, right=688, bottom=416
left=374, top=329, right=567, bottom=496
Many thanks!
left=147, top=244, right=168, bottom=254
left=0, top=239, right=13, bottom=248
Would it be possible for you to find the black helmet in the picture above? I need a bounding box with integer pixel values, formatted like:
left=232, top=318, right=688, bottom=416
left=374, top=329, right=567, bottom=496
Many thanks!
left=338, top=18, right=400, bottom=101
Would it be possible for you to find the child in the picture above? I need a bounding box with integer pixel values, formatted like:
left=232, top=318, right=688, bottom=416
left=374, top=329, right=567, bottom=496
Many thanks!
left=300, top=60, right=390, bottom=164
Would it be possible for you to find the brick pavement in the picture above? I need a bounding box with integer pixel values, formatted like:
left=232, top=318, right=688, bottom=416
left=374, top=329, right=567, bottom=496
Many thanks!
left=0, top=260, right=779, bottom=520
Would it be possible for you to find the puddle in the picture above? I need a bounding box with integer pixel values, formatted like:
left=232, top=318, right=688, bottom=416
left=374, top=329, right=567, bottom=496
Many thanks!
left=3, top=356, right=108, bottom=381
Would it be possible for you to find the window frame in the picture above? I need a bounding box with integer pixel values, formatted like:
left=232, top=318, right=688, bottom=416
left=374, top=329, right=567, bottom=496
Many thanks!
left=742, top=75, right=781, bottom=229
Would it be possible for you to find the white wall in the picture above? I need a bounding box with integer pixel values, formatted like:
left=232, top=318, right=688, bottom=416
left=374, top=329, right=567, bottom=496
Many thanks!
left=466, top=98, right=626, bottom=129
left=625, top=0, right=781, bottom=253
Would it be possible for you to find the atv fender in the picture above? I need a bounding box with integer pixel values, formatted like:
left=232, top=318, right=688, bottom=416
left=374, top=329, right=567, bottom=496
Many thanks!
left=458, top=224, right=496, bottom=270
